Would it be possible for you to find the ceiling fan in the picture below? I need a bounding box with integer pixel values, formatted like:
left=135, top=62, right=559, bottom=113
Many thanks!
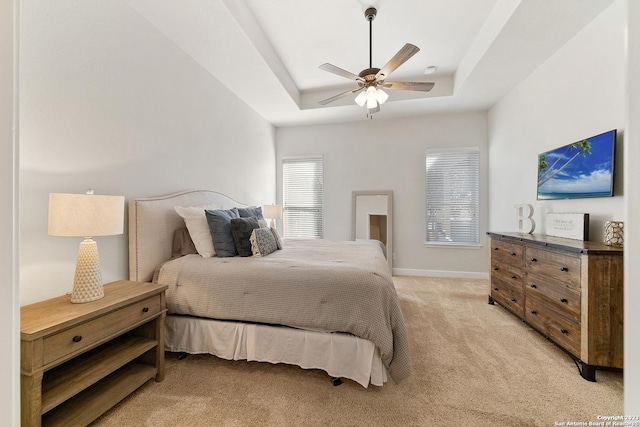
left=318, top=6, right=434, bottom=117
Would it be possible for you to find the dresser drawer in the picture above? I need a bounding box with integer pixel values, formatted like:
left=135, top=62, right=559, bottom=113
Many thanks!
left=525, top=275, right=580, bottom=323
left=525, top=294, right=581, bottom=357
left=490, top=239, right=524, bottom=267
left=491, top=275, right=524, bottom=317
left=42, top=295, right=161, bottom=365
left=491, top=260, right=524, bottom=286
left=525, top=247, right=581, bottom=289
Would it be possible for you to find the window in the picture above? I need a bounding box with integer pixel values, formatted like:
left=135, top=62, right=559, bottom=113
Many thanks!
left=425, top=147, right=479, bottom=245
left=282, top=156, right=324, bottom=238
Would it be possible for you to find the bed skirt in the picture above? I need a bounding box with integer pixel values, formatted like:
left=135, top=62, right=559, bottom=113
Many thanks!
left=164, top=315, right=388, bottom=388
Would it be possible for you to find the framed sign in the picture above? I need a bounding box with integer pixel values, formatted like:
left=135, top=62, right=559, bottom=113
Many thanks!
left=545, top=213, right=589, bottom=241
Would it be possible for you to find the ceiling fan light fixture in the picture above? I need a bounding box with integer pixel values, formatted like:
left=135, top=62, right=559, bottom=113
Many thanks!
left=317, top=6, right=434, bottom=118
left=376, top=88, right=389, bottom=104
left=366, top=86, right=378, bottom=109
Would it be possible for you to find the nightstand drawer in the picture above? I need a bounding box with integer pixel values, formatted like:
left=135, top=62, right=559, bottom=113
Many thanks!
left=43, top=295, right=161, bottom=365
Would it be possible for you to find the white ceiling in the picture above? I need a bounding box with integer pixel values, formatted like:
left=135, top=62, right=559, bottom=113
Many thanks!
left=125, top=0, right=615, bottom=127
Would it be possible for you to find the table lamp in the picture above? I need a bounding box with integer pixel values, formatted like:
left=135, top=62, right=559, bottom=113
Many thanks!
left=262, top=204, right=282, bottom=228
left=48, top=191, right=125, bottom=303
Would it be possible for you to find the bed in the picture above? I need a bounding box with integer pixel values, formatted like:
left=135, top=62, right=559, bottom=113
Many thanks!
left=128, top=190, right=410, bottom=387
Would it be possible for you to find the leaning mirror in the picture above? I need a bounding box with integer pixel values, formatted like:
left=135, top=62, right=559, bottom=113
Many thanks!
left=352, top=191, right=393, bottom=272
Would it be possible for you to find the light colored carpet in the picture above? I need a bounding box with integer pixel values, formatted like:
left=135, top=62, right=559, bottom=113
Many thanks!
left=92, top=276, right=623, bottom=426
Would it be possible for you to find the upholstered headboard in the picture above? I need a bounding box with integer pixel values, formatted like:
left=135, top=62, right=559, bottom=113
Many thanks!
left=128, top=190, right=247, bottom=282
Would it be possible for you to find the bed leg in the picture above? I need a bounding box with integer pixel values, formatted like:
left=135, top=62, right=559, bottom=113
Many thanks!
left=177, top=352, right=190, bottom=360
left=331, top=377, right=343, bottom=386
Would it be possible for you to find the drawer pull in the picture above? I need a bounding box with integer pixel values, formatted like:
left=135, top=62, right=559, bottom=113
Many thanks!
left=511, top=298, right=517, bottom=302
left=494, top=267, right=499, bottom=271
left=530, top=258, right=537, bottom=262
left=72, top=335, right=83, bottom=343
left=560, top=298, right=568, bottom=304
left=494, top=288, right=499, bottom=291
left=531, top=310, right=537, bottom=315
left=511, top=275, right=517, bottom=279
left=494, top=247, right=499, bottom=251
left=511, top=252, right=517, bottom=256
left=561, top=267, right=569, bottom=272
left=142, top=307, right=150, bottom=313
left=561, top=329, right=568, bottom=334
left=530, top=284, right=537, bottom=289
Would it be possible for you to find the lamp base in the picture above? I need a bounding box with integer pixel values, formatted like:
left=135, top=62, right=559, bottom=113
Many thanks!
left=71, top=238, right=104, bottom=303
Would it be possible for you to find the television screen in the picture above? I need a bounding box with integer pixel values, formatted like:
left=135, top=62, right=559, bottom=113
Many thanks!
left=537, top=129, right=616, bottom=200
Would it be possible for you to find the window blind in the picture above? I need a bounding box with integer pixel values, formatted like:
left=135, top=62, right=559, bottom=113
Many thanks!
left=425, top=147, right=480, bottom=245
left=282, top=156, right=324, bottom=238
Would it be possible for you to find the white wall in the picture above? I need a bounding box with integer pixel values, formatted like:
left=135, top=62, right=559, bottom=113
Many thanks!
left=488, top=1, right=625, bottom=238
left=625, top=0, right=640, bottom=414
left=276, top=112, right=489, bottom=278
left=1, top=0, right=19, bottom=423
left=19, top=1, right=276, bottom=305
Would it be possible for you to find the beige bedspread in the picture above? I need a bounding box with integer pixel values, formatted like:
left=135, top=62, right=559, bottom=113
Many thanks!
left=154, top=239, right=411, bottom=383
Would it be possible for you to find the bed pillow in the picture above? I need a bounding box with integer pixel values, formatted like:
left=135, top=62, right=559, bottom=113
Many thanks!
left=171, top=227, right=198, bottom=258
left=270, top=225, right=284, bottom=250
left=174, top=205, right=216, bottom=257
left=230, top=216, right=260, bottom=257
left=250, top=227, right=278, bottom=257
left=205, top=208, right=240, bottom=257
left=237, top=206, right=265, bottom=221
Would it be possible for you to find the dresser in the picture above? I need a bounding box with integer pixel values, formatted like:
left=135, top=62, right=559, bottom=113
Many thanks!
left=487, top=232, right=623, bottom=381
left=21, top=280, right=167, bottom=427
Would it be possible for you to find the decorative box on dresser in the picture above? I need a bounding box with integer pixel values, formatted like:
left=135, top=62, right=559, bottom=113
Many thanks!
left=487, top=232, right=623, bottom=381
left=21, top=280, right=167, bottom=427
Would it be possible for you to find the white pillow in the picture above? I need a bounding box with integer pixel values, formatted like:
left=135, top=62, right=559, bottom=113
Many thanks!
left=174, top=205, right=216, bottom=257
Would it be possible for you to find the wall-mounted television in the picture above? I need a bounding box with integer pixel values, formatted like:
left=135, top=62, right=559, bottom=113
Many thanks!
left=537, top=129, right=616, bottom=200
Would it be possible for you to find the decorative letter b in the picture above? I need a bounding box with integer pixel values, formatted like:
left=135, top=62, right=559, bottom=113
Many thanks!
left=515, top=204, right=535, bottom=234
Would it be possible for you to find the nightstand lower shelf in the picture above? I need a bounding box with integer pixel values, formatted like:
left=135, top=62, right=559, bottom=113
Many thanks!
left=43, top=363, right=157, bottom=426
left=42, top=335, right=158, bottom=413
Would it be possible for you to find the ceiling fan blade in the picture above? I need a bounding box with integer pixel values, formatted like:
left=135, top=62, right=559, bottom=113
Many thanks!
left=318, top=87, right=363, bottom=105
left=375, top=43, right=420, bottom=80
left=382, top=81, right=435, bottom=92
left=319, top=63, right=365, bottom=82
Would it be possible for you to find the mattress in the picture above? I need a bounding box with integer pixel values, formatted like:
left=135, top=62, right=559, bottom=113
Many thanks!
left=154, top=238, right=411, bottom=383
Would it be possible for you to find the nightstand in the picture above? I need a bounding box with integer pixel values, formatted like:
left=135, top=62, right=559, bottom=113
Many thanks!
left=21, top=280, right=167, bottom=427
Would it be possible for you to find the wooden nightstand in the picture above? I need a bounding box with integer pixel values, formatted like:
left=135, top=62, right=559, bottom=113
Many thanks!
left=21, top=280, right=167, bottom=427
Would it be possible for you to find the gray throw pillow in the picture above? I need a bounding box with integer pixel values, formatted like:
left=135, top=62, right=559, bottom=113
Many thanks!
left=230, top=216, right=260, bottom=257
left=237, top=206, right=264, bottom=220
left=205, top=208, right=239, bottom=257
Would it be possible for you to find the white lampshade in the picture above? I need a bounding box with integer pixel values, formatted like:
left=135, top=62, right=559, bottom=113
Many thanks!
left=263, top=204, right=282, bottom=229
left=354, top=91, right=367, bottom=106
left=263, top=204, right=282, bottom=220
left=48, top=192, right=125, bottom=303
left=48, top=193, right=125, bottom=237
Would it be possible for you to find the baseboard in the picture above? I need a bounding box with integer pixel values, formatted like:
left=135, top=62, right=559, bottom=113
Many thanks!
left=392, top=268, right=489, bottom=280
